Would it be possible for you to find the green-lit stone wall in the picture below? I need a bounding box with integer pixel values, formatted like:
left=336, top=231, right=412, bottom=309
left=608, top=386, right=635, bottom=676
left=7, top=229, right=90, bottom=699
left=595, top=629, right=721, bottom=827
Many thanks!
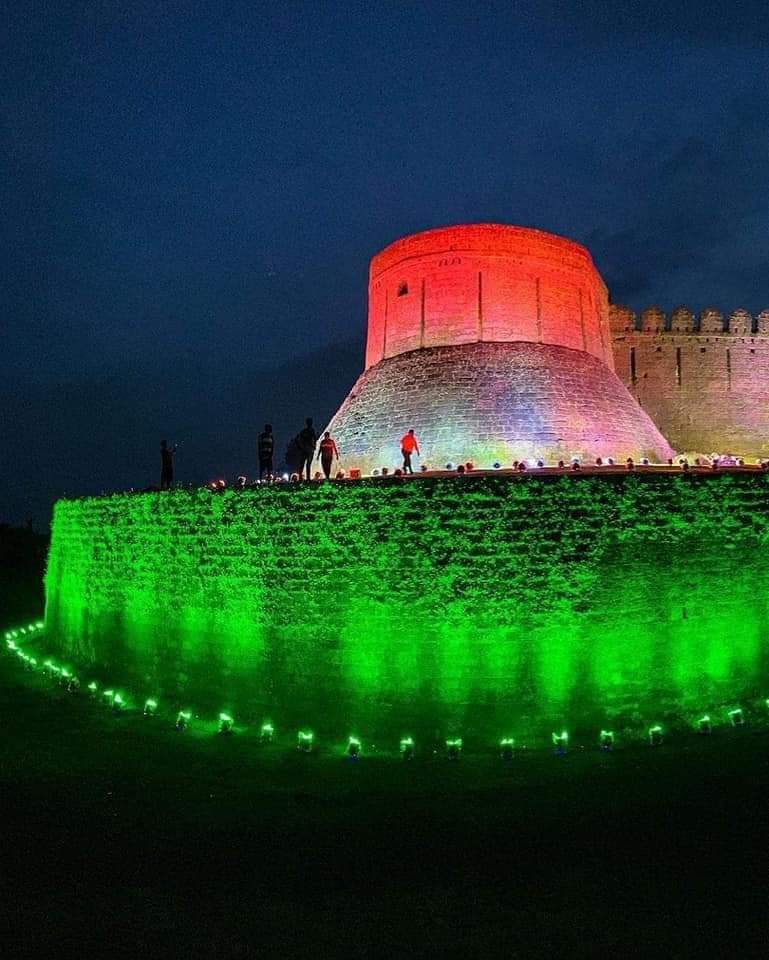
left=44, top=474, right=769, bottom=741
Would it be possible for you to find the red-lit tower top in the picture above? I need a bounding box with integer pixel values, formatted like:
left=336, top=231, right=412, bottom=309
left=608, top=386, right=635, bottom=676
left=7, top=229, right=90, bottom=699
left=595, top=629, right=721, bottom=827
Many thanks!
left=365, top=223, right=612, bottom=371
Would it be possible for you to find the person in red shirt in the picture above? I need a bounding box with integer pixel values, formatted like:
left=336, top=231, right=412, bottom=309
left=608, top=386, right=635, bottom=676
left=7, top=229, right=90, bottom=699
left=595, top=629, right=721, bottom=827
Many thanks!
left=317, top=431, right=340, bottom=479
left=400, top=429, right=420, bottom=474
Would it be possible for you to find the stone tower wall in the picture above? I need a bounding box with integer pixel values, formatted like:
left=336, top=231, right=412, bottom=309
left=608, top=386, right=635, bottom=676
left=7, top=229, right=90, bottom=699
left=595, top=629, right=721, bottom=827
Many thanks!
left=365, top=224, right=612, bottom=370
left=327, top=341, right=674, bottom=473
left=610, top=306, right=769, bottom=458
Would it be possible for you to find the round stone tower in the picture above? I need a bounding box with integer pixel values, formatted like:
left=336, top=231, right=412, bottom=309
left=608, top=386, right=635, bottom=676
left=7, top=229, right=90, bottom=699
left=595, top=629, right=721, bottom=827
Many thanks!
left=326, top=224, right=674, bottom=470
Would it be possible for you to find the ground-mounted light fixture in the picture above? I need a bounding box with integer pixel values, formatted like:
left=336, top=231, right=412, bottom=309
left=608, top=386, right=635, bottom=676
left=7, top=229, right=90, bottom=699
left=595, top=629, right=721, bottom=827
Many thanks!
left=297, top=730, right=314, bottom=753
left=552, top=730, right=568, bottom=755
left=649, top=724, right=663, bottom=746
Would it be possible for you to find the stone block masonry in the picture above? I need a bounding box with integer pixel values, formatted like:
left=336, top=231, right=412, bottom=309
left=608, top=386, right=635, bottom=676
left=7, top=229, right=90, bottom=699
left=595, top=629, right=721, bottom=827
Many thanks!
left=44, top=474, right=769, bottom=743
left=327, top=341, right=673, bottom=475
left=332, top=225, right=672, bottom=470
left=366, top=224, right=612, bottom=370
left=610, top=306, right=769, bottom=458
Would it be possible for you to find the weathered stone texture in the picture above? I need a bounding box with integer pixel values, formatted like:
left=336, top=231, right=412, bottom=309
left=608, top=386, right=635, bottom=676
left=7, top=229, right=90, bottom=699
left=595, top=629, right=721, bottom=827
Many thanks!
left=670, top=306, right=695, bottom=334
left=610, top=306, right=769, bottom=457
left=327, top=341, right=673, bottom=473
left=640, top=306, right=665, bottom=333
left=699, top=307, right=724, bottom=334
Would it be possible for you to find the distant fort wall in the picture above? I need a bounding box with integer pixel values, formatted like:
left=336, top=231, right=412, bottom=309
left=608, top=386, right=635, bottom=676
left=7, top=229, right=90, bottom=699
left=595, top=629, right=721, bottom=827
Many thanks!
left=610, top=306, right=769, bottom=459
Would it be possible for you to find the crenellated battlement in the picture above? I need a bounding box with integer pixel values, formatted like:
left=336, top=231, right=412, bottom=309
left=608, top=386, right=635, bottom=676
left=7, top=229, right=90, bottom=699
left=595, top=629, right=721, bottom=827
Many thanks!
left=609, top=304, right=769, bottom=336
left=609, top=304, right=769, bottom=459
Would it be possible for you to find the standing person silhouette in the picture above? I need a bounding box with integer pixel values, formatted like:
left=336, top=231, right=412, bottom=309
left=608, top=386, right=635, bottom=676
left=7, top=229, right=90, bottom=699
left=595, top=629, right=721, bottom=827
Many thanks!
left=400, top=429, right=420, bottom=474
left=297, top=417, right=317, bottom=480
left=258, top=423, right=274, bottom=480
left=317, top=431, right=339, bottom=479
left=160, top=439, right=178, bottom=490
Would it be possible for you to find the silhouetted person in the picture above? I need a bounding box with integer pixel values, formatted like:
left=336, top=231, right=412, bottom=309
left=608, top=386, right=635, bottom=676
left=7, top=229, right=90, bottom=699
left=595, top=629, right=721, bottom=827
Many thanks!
left=318, top=431, right=339, bottom=479
left=297, top=418, right=317, bottom=480
left=258, top=423, right=274, bottom=480
left=160, top=439, right=177, bottom=489
left=400, top=429, right=420, bottom=474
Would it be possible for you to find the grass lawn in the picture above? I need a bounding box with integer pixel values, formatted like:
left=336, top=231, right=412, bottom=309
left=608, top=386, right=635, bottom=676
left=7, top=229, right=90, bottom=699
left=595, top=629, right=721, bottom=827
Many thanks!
left=1, top=649, right=768, bottom=958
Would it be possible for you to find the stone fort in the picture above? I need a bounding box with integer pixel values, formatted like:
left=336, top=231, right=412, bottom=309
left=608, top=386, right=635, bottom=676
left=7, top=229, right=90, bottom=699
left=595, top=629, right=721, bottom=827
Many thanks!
left=42, top=222, right=769, bottom=742
left=326, top=224, right=768, bottom=470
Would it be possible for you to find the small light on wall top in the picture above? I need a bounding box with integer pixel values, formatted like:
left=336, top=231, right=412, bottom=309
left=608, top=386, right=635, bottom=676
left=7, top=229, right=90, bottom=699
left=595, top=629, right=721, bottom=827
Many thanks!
left=552, top=730, right=568, bottom=754
left=297, top=730, right=314, bottom=752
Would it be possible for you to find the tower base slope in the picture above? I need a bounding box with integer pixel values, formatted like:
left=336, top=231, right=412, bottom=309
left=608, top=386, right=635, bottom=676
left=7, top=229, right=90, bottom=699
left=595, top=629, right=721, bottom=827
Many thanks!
left=326, top=342, right=674, bottom=473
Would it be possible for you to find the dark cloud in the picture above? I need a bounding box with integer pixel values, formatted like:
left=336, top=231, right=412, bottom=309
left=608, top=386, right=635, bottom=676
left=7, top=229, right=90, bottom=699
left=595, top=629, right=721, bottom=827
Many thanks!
left=586, top=89, right=769, bottom=309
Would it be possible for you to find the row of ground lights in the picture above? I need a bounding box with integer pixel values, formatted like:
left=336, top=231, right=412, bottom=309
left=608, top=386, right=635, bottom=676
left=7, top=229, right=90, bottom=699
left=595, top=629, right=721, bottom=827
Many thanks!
left=3, top=624, right=765, bottom=758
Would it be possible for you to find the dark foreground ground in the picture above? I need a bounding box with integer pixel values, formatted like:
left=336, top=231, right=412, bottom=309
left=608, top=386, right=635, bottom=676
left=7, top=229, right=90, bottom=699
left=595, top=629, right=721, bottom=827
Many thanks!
left=1, top=647, right=769, bottom=959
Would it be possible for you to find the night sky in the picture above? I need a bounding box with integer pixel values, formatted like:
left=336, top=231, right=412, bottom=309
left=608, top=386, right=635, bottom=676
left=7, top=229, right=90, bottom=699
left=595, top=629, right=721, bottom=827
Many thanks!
left=3, top=1, right=768, bottom=527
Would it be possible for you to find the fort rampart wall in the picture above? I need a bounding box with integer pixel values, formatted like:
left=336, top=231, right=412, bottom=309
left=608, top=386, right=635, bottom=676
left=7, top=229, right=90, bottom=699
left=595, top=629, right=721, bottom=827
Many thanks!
left=44, top=474, right=769, bottom=741
left=610, top=306, right=769, bottom=458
